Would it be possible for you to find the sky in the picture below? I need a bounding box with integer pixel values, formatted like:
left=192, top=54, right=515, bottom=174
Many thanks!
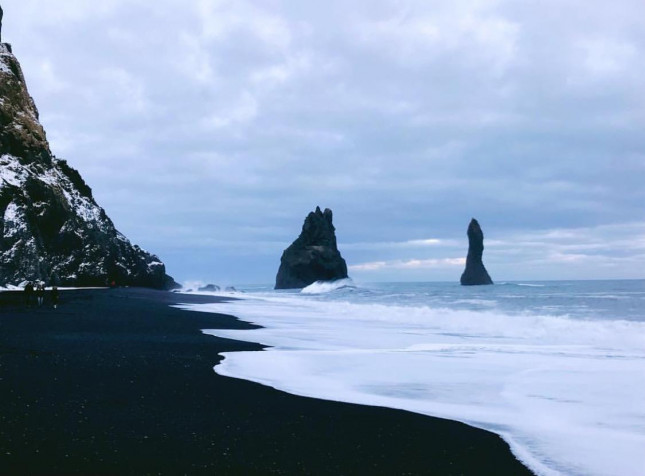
left=2, top=0, right=644, bottom=285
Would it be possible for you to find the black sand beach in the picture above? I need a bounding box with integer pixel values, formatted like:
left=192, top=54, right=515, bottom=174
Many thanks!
left=1, top=288, right=534, bottom=475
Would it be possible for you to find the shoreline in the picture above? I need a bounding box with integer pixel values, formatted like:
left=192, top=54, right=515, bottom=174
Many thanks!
left=1, top=287, right=533, bottom=474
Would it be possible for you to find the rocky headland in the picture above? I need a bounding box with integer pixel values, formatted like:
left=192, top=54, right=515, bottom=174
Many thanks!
left=275, top=207, right=348, bottom=289
left=460, top=218, right=493, bottom=286
left=0, top=12, right=176, bottom=289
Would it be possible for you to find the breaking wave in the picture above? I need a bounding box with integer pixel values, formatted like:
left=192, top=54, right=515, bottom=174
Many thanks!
left=177, top=280, right=645, bottom=476
left=301, top=278, right=356, bottom=294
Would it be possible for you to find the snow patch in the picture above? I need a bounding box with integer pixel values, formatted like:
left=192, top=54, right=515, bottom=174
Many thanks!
left=3, top=202, right=28, bottom=237
left=1, top=155, right=107, bottom=229
left=0, top=54, right=12, bottom=74
left=0, top=155, right=28, bottom=187
left=60, top=188, right=102, bottom=224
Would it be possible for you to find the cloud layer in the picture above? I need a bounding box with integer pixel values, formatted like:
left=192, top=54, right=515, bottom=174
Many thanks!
left=3, top=0, right=644, bottom=283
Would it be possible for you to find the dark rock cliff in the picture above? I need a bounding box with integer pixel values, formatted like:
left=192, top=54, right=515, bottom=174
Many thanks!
left=0, top=32, right=177, bottom=289
left=460, top=218, right=493, bottom=286
left=275, top=207, right=348, bottom=289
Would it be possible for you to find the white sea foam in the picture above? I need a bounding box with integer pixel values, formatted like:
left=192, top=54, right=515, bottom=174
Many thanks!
left=178, top=284, right=645, bottom=476
left=300, top=278, right=355, bottom=294
left=179, top=280, right=241, bottom=295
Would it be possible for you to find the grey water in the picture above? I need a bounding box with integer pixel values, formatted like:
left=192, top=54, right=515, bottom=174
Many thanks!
left=244, top=279, right=645, bottom=322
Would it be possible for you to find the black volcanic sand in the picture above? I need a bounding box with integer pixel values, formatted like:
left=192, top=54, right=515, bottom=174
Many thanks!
left=0, top=288, right=534, bottom=475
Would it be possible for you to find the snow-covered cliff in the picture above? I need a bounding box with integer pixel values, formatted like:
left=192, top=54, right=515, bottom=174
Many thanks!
left=0, top=42, right=176, bottom=289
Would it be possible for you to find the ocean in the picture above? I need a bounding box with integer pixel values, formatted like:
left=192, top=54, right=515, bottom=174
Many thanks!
left=178, top=279, right=645, bottom=476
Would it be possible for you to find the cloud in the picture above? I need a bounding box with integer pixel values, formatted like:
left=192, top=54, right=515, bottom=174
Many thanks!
left=576, top=37, right=637, bottom=76
left=486, top=222, right=645, bottom=256
left=481, top=222, right=645, bottom=280
left=342, top=238, right=450, bottom=250
left=350, top=258, right=465, bottom=272
left=349, top=261, right=388, bottom=272
left=197, top=0, right=293, bottom=50
left=347, top=222, right=645, bottom=281
left=2, top=0, right=644, bottom=283
left=201, top=91, right=259, bottom=129
left=354, top=1, right=519, bottom=76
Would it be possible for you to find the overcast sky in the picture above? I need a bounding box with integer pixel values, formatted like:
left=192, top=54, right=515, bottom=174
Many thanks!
left=2, top=0, right=644, bottom=284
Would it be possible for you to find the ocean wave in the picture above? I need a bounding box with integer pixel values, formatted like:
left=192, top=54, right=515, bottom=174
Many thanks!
left=179, top=280, right=240, bottom=295
left=179, top=284, right=645, bottom=476
left=301, top=278, right=356, bottom=294
left=498, top=282, right=546, bottom=287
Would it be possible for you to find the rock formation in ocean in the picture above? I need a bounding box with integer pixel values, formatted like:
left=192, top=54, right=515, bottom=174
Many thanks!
left=460, top=218, right=493, bottom=286
left=275, top=207, right=348, bottom=289
left=0, top=16, right=177, bottom=289
left=198, top=284, right=220, bottom=292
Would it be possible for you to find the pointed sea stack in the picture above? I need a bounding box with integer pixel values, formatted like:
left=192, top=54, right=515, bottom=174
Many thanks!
left=0, top=12, right=177, bottom=289
left=460, top=218, right=493, bottom=286
left=275, top=207, right=348, bottom=289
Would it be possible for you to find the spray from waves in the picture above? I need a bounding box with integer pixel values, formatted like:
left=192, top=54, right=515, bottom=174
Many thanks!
left=300, top=278, right=357, bottom=294
left=179, top=281, right=241, bottom=295
left=192, top=293, right=645, bottom=348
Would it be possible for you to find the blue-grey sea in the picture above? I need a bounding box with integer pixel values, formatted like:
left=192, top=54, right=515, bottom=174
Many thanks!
left=303, top=279, right=645, bottom=321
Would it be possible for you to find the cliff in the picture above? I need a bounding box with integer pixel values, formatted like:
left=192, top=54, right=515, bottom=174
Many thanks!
left=460, top=218, right=493, bottom=286
left=275, top=207, right=348, bottom=289
left=0, top=34, right=176, bottom=288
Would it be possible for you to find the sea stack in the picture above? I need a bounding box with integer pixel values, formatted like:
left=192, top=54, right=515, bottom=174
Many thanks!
left=460, top=218, right=493, bottom=286
left=0, top=11, right=177, bottom=289
left=275, top=207, right=348, bottom=289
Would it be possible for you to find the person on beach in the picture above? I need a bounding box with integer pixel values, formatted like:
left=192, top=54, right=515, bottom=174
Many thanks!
left=24, top=281, right=34, bottom=307
left=36, top=283, right=45, bottom=307
left=51, top=286, right=59, bottom=309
